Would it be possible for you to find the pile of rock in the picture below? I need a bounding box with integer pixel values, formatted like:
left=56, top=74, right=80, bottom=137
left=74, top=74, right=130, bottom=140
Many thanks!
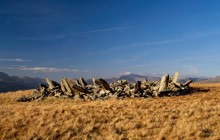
left=16, top=72, right=192, bottom=102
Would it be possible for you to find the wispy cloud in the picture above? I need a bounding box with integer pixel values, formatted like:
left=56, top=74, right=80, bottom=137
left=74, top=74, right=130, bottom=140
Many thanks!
left=186, top=31, right=220, bottom=38
left=16, top=35, right=68, bottom=41
left=124, top=54, right=220, bottom=70
left=16, top=34, right=68, bottom=41
left=84, top=26, right=134, bottom=33
left=0, top=66, right=89, bottom=73
left=16, top=26, right=134, bottom=41
left=0, top=58, right=30, bottom=62
left=85, top=39, right=181, bottom=56
left=85, top=30, right=220, bottom=56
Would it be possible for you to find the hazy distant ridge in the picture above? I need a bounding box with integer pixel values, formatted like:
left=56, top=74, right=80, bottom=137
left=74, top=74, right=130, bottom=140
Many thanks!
left=0, top=72, right=45, bottom=93
left=0, top=71, right=214, bottom=93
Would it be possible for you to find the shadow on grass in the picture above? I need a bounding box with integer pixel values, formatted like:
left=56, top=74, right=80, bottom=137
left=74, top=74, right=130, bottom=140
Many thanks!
left=191, top=87, right=210, bottom=93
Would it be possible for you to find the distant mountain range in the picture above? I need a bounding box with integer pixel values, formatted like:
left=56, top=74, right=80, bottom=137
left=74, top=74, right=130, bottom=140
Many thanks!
left=88, top=73, right=209, bottom=84
left=86, top=73, right=161, bottom=84
left=198, top=76, right=220, bottom=83
left=0, top=71, right=219, bottom=93
left=0, top=72, right=45, bottom=93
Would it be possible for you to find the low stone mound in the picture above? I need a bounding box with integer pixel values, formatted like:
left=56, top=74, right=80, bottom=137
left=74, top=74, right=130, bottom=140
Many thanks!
left=16, top=72, right=193, bottom=102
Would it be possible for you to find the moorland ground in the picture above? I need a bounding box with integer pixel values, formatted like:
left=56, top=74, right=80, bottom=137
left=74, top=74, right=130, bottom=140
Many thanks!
left=0, top=83, right=219, bottom=140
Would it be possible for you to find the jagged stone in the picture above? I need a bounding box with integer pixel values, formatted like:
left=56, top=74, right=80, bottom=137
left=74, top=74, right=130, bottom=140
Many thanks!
left=54, top=90, right=62, bottom=97
left=97, top=78, right=113, bottom=92
left=46, top=78, right=60, bottom=90
left=87, top=94, right=97, bottom=100
left=62, top=79, right=72, bottom=93
left=142, top=79, right=148, bottom=84
left=71, top=84, right=88, bottom=94
left=159, top=74, right=169, bottom=92
left=134, top=81, right=141, bottom=94
left=172, top=71, right=179, bottom=83
left=66, top=79, right=75, bottom=89
left=183, top=80, right=192, bottom=87
left=38, top=84, right=48, bottom=95
left=75, top=79, right=81, bottom=86
left=60, top=81, right=67, bottom=93
left=152, top=85, right=160, bottom=91
left=15, top=72, right=194, bottom=102
left=92, top=78, right=100, bottom=87
left=80, top=77, right=88, bottom=87
left=16, top=93, right=42, bottom=102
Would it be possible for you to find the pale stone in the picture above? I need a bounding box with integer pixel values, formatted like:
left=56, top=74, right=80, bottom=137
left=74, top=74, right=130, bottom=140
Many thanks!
left=80, top=77, right=88, bottom=87
left=62, top=79, right=72, bottom=93
left=172, top=71, right=179, bottom=83
left=159, top=74, right=169, bottom=92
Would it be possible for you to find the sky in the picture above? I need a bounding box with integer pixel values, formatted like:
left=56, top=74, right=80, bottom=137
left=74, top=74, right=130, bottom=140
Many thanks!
left=1, top=0, right=220, bottom=80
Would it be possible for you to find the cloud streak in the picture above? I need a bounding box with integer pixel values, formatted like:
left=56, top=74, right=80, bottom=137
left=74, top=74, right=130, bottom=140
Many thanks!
left=0, top=58, right=30, bottom=62
left=85, top=39, right=181, bottom=56
left=16, top=26, right=134, bottom=41
left=124, top=54, right=220, bottom=70
left=0, top=66, right=89, bottom=73
left=85, top=30, right=220, bottom=56
left=84, top=26, right=134, bottom=33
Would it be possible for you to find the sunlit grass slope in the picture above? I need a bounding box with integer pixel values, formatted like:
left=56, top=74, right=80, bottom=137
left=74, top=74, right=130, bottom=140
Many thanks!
left=0, top=83, right=219, bottom=140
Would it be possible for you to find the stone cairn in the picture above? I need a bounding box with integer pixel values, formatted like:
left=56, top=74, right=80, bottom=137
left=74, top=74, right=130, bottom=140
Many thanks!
left=16, top=72, right=193, bottom=102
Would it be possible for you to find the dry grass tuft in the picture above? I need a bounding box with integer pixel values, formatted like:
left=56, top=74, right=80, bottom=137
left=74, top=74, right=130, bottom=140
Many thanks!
left=0, top=83, right=220, bottom=140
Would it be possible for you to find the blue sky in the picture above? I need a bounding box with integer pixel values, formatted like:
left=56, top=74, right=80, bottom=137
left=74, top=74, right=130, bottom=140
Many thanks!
left=1, top=0, right=220, bottom=80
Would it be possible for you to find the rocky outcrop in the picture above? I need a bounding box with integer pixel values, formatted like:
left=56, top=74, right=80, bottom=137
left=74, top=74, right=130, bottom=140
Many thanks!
left=16, top=72, right=193, bottom=102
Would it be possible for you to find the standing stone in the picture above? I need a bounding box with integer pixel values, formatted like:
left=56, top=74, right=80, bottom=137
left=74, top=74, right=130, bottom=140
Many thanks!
left=159, top=74, right=169, bottom=92
left=183, top=80, right=192, bottom=87
left=92, top=78, right=99, bottom=86
left=75, top=79, right=81, bottom=86
left=66, top=79, right=75, bottom=88
left=46, top=78, right=60, bottom=90
left=97, top=78, right=113, bottom=92
left=80, top=77, right=88, bottom=87
left=172, top=71, right=179, bottom=83
left=39, top=84, right=48, bottom=95
left=71, top=84, right=88, bottom=94
left=62, top=78, right=72, bottom=93
left=142, top=79, right=148, bottom=84
left=46, top=78, right=55, bottom=90
left=134, top=81, right=141, bottom=94
left=60, top=81, right=67, bottom=93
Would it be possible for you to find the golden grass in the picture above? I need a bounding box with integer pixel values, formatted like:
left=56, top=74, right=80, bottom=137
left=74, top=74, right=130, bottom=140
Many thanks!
left=0, top=83, right=220, bottom=140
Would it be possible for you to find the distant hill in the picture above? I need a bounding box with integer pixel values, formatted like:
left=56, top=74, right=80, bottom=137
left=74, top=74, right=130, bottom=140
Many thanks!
left=86, top=73, right=161, bottom=84
left=0, top=71, right=215, bottom=93
left=86, top=73, right=210, bottom=84
left=179, top=77, right=209, bottom=83
left=117, top=73, right=160, bottom=83
left=0, top=72, right=45, bottom=93
left=198, top=76, right=220, bottom=83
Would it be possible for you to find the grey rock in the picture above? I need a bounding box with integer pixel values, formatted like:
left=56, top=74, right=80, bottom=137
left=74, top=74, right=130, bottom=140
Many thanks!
left=46, top=78, right=60, bottom=90
left=75, top=79, right=81, bottom=86
left=134, top=81, right=141, bottom=94
left=80, top=77, right=88, bottom=87
left=15, top=71, right=193, bottom=102
left=62, top=78, right=72, bottom=93
left=183, top=80, right=192, bottom=87
left=172, top=71, right=179, bottom=83
left=60, top=81, right=67, bottom=93
left=97, top=78, right=113, bottom=92
left=159, top=74, right=169, bottom=92
left=71, top=84, right=88, bottom=94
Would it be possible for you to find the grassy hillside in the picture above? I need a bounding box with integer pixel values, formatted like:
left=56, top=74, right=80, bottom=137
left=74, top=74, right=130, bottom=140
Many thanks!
left=0, top=83, right=219, bottom=140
